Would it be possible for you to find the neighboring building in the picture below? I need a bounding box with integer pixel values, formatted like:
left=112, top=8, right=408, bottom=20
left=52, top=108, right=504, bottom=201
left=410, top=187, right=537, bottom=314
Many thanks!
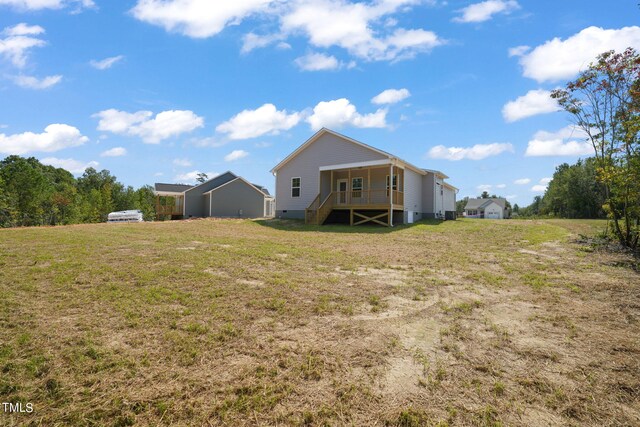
left=463, top=198, right=509, bottom=219
left=270, top=128, right=458, bottom=226
left=154, top=171, right=275, bottom=219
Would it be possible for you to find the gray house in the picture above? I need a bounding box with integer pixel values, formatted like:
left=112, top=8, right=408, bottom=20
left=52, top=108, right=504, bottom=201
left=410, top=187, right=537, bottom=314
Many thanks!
left=270, top=128, right=457, bottom=226
left=154, top=171, right=274, bottom=219
left=463, top=198, right=509, bottom=219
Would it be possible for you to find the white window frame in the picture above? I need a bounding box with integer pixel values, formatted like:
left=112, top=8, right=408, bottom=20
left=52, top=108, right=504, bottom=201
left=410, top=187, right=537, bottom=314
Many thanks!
left=351, top=176, right=363, bottom=198
left=386, top=174, right=398, bottom=196
left=291, top=177, right=301, bottom=198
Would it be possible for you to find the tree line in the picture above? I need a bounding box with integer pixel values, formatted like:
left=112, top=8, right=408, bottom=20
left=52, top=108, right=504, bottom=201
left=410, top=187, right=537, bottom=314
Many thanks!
left=518, top=48, right=639, bottom=250
left=517, top=158, right=606, bottom=219
left=0, top=155, right=156, bottom=227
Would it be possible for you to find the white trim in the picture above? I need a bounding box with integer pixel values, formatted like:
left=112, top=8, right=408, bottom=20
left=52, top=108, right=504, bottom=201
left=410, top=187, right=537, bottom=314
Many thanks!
left=154, top=190, right=185, bottom=197
left=443, top=182, right=458, bottom=191
left=270, top=128, right=429, bottom=177
left=351, top=176, right=363, bottom=193
left=270, top=128, right=392, bottom=174
left=209, top=192, right=212, bottom=217
left=336, top=179, right=348, bottom=204
left=319, top=159, right=392, bottom=171
left=291, top=176, right=301, bottom=198
left=423, top=169, right=449, bottom=179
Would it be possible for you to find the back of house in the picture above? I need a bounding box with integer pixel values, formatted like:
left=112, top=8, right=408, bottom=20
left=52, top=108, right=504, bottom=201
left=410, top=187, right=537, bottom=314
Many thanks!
left=271, top=128, right=457, bottom=226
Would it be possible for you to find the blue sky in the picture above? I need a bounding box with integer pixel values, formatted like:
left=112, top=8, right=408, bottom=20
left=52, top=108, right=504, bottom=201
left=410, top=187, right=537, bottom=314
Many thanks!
left=0, top=0, right=637, bottom=205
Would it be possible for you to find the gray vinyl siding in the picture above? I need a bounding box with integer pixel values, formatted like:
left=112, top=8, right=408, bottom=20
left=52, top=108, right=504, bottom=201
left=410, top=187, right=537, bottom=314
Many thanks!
left=422, top=173, right=435, bottom=214
left=403, top=168, right=423, bottom=221
left=209, top=179, right=266, bottom=218
left=275, top=132, right=388, bottom=214
left=204, top=193, right=211, bottom=216
left=184, top=172, right=236, bottom=217
left=443, top=186, right=456, bottom=213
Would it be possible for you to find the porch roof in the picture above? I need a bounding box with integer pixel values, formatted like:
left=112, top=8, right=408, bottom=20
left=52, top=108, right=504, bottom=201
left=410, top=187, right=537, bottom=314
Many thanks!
left=318, top=159, right=395, bottom=172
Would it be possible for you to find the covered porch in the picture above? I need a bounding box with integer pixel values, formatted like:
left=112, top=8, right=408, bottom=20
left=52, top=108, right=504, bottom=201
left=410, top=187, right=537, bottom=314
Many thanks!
left=306, top=159, right=405, bottom=226
left=154, top=191, right=184, bottom=219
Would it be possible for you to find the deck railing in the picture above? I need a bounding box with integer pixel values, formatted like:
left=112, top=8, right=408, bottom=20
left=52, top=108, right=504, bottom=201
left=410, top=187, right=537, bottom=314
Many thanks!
left=333, top=189, right=403, bottom=206
left=305, top=189, right=403, bottom=225
left=155, top=195, right=184, bottom=217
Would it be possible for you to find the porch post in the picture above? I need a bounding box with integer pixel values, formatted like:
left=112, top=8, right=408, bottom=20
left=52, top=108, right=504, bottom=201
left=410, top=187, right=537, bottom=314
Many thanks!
left=330, top=170, right=334, bottom=193
left=348, top=169, right=351, bottom=205
left=390, top=163, right=394, bottom=227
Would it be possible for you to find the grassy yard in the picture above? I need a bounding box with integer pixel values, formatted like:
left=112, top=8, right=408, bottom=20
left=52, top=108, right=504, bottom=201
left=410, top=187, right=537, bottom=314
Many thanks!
left=0, top=218, right=638, bottom=426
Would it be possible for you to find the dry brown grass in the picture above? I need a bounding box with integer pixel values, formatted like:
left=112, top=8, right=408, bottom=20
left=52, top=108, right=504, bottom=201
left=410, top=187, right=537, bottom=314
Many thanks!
left=0, top=218, right=638, bottom=426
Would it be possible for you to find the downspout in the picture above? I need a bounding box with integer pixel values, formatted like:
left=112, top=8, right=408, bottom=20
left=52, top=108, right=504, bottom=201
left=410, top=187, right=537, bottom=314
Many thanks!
left=390, top=162, right=394, bottom=227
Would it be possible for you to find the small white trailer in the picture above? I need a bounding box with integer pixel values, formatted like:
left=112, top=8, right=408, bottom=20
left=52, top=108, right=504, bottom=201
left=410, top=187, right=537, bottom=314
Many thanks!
left=107, top=210, right=144, bottom=223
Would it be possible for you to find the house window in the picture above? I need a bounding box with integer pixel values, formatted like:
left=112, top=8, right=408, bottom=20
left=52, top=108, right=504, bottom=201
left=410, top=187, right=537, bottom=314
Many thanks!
left=352, top=177, right=363, bottom=198
left=291, top=177, right=301, bottom=198
left=386, top=174, right=398, bottom=196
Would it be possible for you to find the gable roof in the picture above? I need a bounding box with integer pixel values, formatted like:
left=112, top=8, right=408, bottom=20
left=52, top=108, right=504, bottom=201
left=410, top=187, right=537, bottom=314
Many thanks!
left=270, top=128, right=391, bottom=174
left=270, top=128, right=427, bottom=176
left=464, top=198, right=507, bottom=210
left=423, top=169, right=449, bottom=179
left=203, top=176, right=273, bottom=198
left=154, top=183, right=193, bottom=193
left=184, top=171, right=237, bottom=194
left=252, top=184, right=270, bottom=196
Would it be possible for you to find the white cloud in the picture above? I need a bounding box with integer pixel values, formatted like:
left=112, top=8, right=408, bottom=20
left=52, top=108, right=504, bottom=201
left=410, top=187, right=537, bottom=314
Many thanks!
left=514, top=178, right=530, bottom=185
left=294, top=52, right=341, bottom=71
left=12, top=74, right=62, bottom=89
left=90, top=55, right=124, bottom=70
left=539, top=177, right=552, bottom=185
left=94, top=109, right=204, bottom=144
left=307, top=98, right=387, bottom=131
left=216, top=103, right=301, bottom=140
left=0, top=0, right=94, bottom=10
left=224, top=149, right=249, bottom=162
left=282, top=1, right=444, bottom=62
left=241, top=32, right=284, bottom=54
left=0, top=23, right=46, bottom=68
left=428, top=142, right=514, bottom=161
left=100, top=147, right=127, bottom=157
left=173, top=158, right=192, bottom=167
left=371, top=88, right=410, bottom=105
left=477, top=184, right=492, bottom=191
left=508, top=45, right=529, bottom=57
left=131, top=0, right=274, bottom=39
left=530, top=176, right=552, bottom=193
left=41, top=157, right=98, bottom=174
left=453, top=0, right=519, bottom=23
left=174, top=170, right=219, bottom=184
left=495, top=184, right=506, bottom=189
left=506, top=194, right=517, bottom=199
left=0, top=124, right=88, bottom=155
left=189, top=136, right=228, bottom=148
left=3, top=23, right=44, bottom=36
left=502, top=89, right=560, bottom=122
left=517, top=26, right=640, bottom=83
left=525, top=125, right=593, bottom=157
left=132, top=0, right=444, bottom=63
